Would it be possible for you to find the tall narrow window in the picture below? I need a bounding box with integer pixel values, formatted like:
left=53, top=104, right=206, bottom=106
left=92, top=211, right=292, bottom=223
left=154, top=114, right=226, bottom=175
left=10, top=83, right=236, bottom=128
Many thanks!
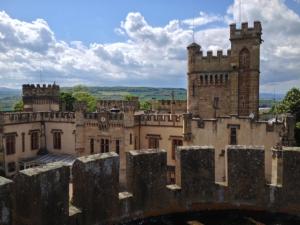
left=239, top=48, right=250, bottom=69
left=172, top=139, right=183, bottom=160
left=225, top=74, right=229, bottom=83
left=213, top=97, right=219, bottom=109
left=200, top=76, right=203, bottom=85
left=210, top=75, right=213, bottom=84
left=101, top=139, right=109, bottom=153
left=116, top=140, right=120, bottom=154
left=90, top=138, right=94, bottom=154
left=6, top=135, right=16, bottom=155
left=129, top=133, right=133, bottom=145
left=220, top=74, right=223, bottom=84
left=31, top=131, right=39, bottom=150
left=192, top=82, right=195, bottom=96
left=53, top=132, right=61, bottom=149
left=205, top=75, right=208, bottom=84
left=22, top=133, right=25, bottom=152
left=230, top=128, right=237, bottom=145
left=215, top=75, right=218, bottom=84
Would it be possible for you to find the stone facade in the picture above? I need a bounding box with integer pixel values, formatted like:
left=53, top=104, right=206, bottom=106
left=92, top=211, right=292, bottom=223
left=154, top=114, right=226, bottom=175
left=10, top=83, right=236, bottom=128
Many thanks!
left=187, top=22, right=262, bottom=119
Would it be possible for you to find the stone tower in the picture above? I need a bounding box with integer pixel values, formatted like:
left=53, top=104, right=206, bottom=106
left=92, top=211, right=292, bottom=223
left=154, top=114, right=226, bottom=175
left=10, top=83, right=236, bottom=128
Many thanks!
left=22, top=83, right=60, bottom=112
left=187, top=21, right=262, bottom=119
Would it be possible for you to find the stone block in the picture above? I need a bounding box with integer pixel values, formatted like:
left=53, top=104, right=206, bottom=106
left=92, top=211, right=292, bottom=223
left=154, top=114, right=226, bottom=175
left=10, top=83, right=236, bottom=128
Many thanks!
left=0, top=177, right=12, bottom=225
left=72, top=152, right=119, bottom=225
left=14, top=162, right=70, bottom=225
left=227, top=145, right=266, bottom=206
left=176, top=146, right=215, bottom=202
left=126, top=149, right=167, bottom=213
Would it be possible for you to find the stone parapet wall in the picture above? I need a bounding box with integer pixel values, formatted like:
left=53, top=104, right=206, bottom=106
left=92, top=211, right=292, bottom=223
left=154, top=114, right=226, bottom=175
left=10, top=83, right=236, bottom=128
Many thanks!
left=0, top=146, right=300, bottom=225
left=137, top=114, right=182, bottom=127
left=2, top=112, right=76, bottom=124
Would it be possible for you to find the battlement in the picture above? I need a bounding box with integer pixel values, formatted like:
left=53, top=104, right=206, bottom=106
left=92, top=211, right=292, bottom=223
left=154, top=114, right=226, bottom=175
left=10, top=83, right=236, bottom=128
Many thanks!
left=1, top=145, right=300, bottom=225
left=97, top=99, right=139, bottom=112
left=22, top=83, right=60, bottom=97
left=137, top=113, right=183, bottom=127
left=2, top=111, right=75, bottom=124
left=230, top=21, right=262, bottom=40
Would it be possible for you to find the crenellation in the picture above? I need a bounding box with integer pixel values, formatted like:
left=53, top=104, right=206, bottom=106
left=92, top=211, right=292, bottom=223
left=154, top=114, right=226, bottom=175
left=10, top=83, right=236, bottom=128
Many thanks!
left=0, top=146, right=298, bottom=224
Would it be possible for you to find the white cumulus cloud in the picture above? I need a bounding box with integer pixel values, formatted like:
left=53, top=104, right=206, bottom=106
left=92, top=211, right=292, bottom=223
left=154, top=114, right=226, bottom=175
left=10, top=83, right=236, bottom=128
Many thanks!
left=0, top=0, right=299, bottom=94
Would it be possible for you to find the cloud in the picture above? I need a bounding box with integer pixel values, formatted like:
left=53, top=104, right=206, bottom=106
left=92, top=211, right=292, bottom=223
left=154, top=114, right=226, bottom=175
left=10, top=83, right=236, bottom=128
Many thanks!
left=182, top=11, right=222, bottom=28
left=0, top=0, right=299, bottom=94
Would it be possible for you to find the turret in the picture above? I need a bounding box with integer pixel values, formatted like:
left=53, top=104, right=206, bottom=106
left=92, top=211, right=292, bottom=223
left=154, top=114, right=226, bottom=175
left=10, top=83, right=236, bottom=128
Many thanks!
left=22, top=83, right=60, bottom=112
left=187, top=42, right=201, bottom=73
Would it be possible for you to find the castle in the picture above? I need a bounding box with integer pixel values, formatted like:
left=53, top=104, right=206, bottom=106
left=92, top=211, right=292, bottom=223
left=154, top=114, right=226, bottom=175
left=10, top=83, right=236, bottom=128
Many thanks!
left=0, top=21, right=298, bottom=224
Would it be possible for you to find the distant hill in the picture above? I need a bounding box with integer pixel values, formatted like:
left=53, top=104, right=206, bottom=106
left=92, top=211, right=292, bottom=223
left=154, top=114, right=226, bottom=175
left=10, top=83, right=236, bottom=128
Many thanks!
left=61, top=86, right=187, bottom=101
left=0, top=86, right=285, bottom=111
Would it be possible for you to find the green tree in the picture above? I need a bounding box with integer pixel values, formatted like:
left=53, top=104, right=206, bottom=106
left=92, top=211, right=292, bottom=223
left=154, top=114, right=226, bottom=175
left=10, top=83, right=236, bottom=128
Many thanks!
left=72, top=91, right=97, bottom=112
left=124, top=94, right=136, bottom=101
left=273, top=88, right=300, bottom=146
left=13, top=100, right=24, bottom=112
left=72, top=85, right=89, bottom=93
left=60, top=92, right=76, bottom=111
left=140, top=101, right=152, bottom=110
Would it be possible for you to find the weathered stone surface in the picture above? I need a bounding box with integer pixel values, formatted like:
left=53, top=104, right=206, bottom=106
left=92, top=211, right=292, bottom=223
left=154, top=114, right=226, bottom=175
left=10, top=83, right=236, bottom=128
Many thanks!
left=176, top=146, right=215, bottom=202
left=0, top=177, right=12, bottom=225
left=13, top=162, right=70, bottom=225
left=227, top=145, right=266, bottom=206
left=281, top=148, right=300, bottom=206
left=69, top=205, right=82, bottom=225
left=126, top=149, right=167, bottom=214
left=72, top=152, right=119, bottom=225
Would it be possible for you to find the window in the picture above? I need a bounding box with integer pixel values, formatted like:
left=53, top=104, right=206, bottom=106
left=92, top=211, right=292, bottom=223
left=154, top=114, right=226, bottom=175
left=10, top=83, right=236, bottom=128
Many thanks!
left=239, top=48, right=250, bottom=69
left=215, top=75, right=218, bottom=84
left=230, top=127, right=237, bottom=145
left=116, top=140, right=120, bottom=154
left=172, top=139, right=183, bottom=160
left=205, top=75, right=208, bottom=84
left=220, top=74, right=223, bottom=84
left=225, top=74, right=229, bottom=83
left=129, top=133, right=133, bottom=145
left=210, top=75, right=213, bottom=84
left=101, top=139, right=109, bottom=153
left=6, top=135, right=16, bottom=155
left=31, top=131, right=39, bottom=150
left=7, top=162, right=16, bottom=173
left=213, top=97, right=219, bottom=109
left=200, top=76, right=203, bottom=85
left=149, top=137, right=159, bottom=149
left=90, top=138, right=94, bottom=154
left=22, top=133, right=25, bottom=152
left=192, top=82, right=195, bottom=96
left=53, top=132, right=62, bottom=149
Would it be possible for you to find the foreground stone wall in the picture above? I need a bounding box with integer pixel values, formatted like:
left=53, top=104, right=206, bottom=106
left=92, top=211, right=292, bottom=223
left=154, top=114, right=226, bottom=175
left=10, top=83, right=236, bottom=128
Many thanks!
left=0, top=146, right=300, bottom=225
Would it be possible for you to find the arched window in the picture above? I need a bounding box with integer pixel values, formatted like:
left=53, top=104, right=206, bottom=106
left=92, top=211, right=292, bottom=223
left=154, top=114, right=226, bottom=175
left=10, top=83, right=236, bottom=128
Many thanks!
left=200, top=76, right=203, bottom=85
left=205, top=75, right=208, bottom=84
left=239, top=48, right=250, bottom=69
left=210, top=75, right=213, bottom=84
left=215, top=75, right=218, bottom=84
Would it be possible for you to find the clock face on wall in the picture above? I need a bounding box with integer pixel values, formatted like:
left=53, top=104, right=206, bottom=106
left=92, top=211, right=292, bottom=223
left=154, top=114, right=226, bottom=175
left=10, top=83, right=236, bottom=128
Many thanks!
left=100, top=116, right=106, bottom=122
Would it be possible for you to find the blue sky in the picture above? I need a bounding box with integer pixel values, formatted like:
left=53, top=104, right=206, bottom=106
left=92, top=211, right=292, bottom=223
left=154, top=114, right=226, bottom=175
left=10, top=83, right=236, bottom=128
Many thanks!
left=0, top=0, right=300, bottom=93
